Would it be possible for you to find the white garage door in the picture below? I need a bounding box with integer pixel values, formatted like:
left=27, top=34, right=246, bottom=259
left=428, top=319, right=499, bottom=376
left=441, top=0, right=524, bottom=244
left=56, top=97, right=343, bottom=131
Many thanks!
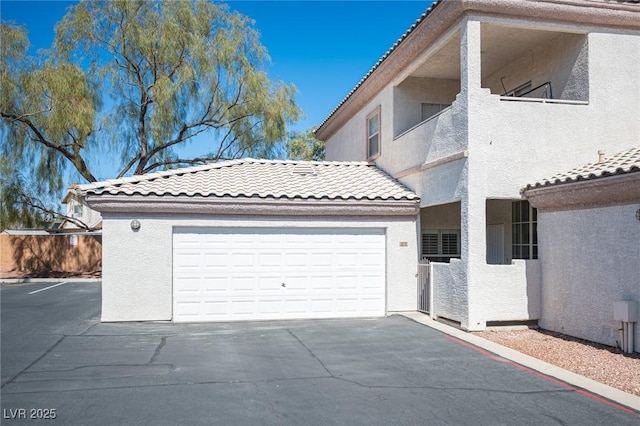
left=172, top=228, right=386, bottom=322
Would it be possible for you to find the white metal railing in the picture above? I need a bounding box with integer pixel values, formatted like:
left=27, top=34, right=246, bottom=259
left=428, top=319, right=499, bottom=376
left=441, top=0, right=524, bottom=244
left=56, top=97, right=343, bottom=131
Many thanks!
left=417, top=260, right=430, bottom=314
left=499, top=96, right=589, bottom=105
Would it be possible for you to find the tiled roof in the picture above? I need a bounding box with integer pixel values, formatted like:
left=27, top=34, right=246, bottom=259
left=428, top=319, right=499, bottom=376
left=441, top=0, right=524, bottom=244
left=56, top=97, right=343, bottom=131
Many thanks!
left=76, top=158, right=418, bottom=201
left=316, top=0, right=442, bottom=131
left=526, top=147, right=640, bottom=190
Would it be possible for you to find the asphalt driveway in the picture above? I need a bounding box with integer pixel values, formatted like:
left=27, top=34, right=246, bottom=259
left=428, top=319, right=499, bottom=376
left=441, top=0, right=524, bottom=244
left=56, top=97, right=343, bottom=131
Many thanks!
left=1, top=281, right=639, bottom=425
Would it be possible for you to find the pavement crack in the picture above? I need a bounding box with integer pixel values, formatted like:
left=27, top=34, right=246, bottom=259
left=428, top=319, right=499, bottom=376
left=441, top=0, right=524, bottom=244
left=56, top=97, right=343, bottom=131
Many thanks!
left=1, top=334, right=66, bottom=389
left=80, top=322, right=99, bottom=335
left=149, top=336, right=168, bottom=364
left=286, top=329, right=334, bottom=378
left=2, top=375, right=336, bottom=395
left=18, top=363, right=173, bottom=374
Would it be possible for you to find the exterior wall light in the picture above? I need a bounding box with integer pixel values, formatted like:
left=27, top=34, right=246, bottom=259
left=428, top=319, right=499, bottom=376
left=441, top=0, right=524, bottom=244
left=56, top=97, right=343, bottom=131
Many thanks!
left=636, top=208, right=640, bottom=222
left=130, top=220, right=141, bottom=231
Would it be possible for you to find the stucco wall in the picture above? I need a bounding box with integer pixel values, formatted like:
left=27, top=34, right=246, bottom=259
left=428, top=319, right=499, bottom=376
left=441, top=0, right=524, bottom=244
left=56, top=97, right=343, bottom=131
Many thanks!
left=393, top=77, right=460, bottom=137
left=538, top=204, right=640, bottom=352
left=482, top=31, right=589, bottom=101
left=101, top=214, right=419, bottom=322
left=474, top=32, right=640, bottom=201
left=325, top=91, right=390, bottom=162
left=476, top=260, right=541, bottom=323
left=431, top=259, right=466, bottom=323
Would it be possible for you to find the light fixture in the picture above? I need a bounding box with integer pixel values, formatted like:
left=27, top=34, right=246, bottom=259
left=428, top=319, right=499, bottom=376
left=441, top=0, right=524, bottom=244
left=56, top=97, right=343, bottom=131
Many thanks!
left=130, top=220, right=141, bottom=231
left=636, top=209, right=640, bottom=222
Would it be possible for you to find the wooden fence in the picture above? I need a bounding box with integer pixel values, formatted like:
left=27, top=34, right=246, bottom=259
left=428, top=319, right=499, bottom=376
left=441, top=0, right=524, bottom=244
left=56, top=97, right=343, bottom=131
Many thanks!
left=0, top=234, right=102, bottom=278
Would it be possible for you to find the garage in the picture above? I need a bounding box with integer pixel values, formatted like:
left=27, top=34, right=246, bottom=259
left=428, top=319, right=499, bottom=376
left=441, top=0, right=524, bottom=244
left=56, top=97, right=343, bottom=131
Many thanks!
left=172, top=227, right=385, bottom=322
left=77, top=158, right=419, bottom=322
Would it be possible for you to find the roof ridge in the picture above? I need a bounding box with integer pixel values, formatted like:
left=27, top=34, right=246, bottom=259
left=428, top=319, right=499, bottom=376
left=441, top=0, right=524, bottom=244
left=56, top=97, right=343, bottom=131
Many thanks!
left=75, top=158, right=419, bottom=201
left=76, top=158, right=251, bottom=191
left=75, top=158, right=385, bottom=193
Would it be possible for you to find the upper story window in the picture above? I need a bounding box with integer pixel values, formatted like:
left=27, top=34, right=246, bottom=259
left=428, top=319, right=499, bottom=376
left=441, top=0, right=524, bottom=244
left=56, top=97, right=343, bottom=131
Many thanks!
left=366, top=107, right=380, bottom=160
left=512, top=200, right=538, bottom=260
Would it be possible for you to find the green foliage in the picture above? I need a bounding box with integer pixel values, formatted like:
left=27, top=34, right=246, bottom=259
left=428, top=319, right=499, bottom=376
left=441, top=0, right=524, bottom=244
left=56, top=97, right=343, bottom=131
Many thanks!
left=0, top=159, right=49, bottom=230
left=287, top=128, right=325, bottom=162
left=0, top=1, right=301, bottom=229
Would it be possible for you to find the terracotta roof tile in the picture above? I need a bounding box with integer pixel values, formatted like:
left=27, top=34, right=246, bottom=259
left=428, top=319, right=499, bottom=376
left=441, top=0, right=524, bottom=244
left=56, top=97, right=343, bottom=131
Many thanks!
left=76, top=158, right=418, bottom=201
left=526, top=146, right=640, bottom=190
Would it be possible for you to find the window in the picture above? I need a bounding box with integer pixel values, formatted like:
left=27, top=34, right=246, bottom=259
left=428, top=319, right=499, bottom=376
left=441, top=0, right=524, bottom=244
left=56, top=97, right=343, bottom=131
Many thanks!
left=512, top=200, right=538, bottom=259
left=421, top=103, right=450, bottom=122
left=72, top=204, right=83, bottom=218
left=422, top=229, right=461, bottom=263
left=366, top=108, right=380, bottom=160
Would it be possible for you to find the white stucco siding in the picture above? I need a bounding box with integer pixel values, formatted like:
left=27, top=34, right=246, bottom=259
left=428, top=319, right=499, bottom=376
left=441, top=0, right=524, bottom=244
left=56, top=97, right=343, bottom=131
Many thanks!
left=431, top=260, right=467, bottom=323
left=101, top=214, right=419, bottom=322
left=382, top=101, right=467, bottom=176
left=101, top=216, right=173, bottom=321
left=393, top=77, right=461, bottom=137
left=588, top=32, right=640, bottom=139
left=325, top=91, right=391, bottom=162
left=473, top=32, right=639, bottom=200
left=401, top=160, right=467, bottom=208
left=475, top=261, right=542, bottom=323
left=472, top=98, right=637, bottom=199
left=482, top=31, right=589, bottom=101
left=538, top=204, right=640, bottom=351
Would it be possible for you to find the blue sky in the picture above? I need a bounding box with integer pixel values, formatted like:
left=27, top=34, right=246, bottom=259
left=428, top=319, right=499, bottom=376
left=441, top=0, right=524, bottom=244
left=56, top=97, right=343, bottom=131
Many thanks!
left=1, top=0, right=432, bottom=179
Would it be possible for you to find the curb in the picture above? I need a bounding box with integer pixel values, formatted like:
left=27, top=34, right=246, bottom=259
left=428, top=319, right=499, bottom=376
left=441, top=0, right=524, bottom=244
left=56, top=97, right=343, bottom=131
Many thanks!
left=0, top=278, right=101, bottom=284
left=400, top=311, right=640, bottom=413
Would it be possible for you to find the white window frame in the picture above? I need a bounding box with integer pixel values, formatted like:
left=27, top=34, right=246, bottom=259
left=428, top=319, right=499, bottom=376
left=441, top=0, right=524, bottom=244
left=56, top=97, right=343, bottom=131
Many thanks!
left=512, top=200, right=538, bottom=260
left=366, top=107, right=381, bottom=160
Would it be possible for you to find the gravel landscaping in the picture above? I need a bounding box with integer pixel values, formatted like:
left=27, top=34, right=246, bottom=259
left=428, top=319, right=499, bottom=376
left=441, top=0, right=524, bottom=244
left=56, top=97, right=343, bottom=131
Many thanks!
left=475, top=328, right=640, bottom=397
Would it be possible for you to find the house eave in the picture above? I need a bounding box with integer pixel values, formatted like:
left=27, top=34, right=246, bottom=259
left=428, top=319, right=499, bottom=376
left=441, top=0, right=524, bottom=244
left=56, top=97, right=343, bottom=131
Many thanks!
left=524, top=172, right=640, bottom=212
left=84, top=195, right=420, bottom=217
left=315, top=0, right=640, bottom=141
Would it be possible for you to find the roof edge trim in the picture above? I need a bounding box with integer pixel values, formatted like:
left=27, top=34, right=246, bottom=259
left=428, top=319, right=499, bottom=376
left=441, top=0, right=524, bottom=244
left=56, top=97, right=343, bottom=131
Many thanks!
left=85, top=196, right=420, bottom=217
left=524, top=172, right=640, bottom=212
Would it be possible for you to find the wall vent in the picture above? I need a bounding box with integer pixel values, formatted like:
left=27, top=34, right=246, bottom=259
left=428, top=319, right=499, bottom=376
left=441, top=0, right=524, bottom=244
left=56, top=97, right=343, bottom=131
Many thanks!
left=292, top=164, right=317, bottom=176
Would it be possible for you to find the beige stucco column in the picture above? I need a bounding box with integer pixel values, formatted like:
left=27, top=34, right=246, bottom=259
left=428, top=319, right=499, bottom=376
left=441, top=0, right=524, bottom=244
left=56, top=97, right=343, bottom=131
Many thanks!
left=460, top=18, right=482, bottom=95
left=460, top=18, right=488, bottom=331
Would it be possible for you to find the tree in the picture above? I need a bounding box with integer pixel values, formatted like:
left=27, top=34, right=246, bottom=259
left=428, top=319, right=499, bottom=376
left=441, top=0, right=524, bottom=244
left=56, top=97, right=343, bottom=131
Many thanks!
left=287, top=128, right=325, bottom=162
left=0, top=0, right=300, bottom=229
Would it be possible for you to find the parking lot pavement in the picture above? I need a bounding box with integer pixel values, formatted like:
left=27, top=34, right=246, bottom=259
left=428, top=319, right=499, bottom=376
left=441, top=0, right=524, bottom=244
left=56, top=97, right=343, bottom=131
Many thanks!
left=2, top=281, right=639, bottom=425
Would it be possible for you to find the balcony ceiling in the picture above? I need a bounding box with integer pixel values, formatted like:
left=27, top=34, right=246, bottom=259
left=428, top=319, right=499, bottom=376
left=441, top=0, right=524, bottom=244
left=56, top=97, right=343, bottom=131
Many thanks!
left=409, top=24, right=571, bottom=81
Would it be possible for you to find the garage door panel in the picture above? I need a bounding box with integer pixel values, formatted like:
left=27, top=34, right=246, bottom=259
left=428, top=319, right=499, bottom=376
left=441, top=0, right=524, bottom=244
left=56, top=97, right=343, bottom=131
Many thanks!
left=173, top=228, right=386, bottom=322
